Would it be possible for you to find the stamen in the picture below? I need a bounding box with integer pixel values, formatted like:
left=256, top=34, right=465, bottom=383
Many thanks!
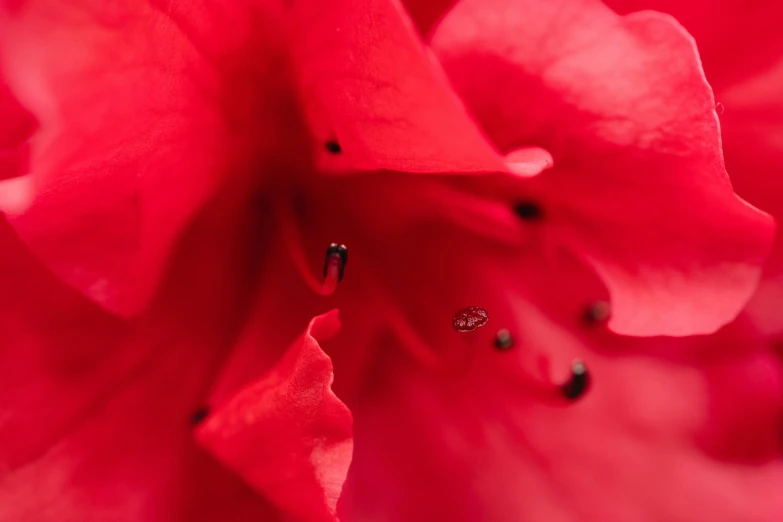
left=513, top=201, right=543, bottom=221
left=495, top=341, right=591, bottom=403
left=452, top=306, right=489, bottom=332
left=325, top=140, right=342, bottom=154
left=494, top=328, right=514, bottom=350
left=583, top=301, right=611, bottom=325
left=276, top=200, right=346, bottom=297
left=323, top=243, right=348, bottom=282
left=321, top=243, right=347, bottom=295
left=190, top=407, right=210, bottom=426
left=560, top=360, right=590, bottom=401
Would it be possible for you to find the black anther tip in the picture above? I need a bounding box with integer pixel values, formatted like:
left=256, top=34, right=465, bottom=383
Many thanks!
left=325, top=140, right=342, bottom=154
left=190, top=407, right=210, bottom=426
left=494, top=328, right=514, bottom=350
left=583, top=301, right=611, bottom=325
left=324, top=243, right=348, bottom=282
left=560, top=360, right=590, bottom=401
left=513, top=201, right=543, bottom=221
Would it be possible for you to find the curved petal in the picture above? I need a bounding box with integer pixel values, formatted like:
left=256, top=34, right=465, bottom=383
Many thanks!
left=601, top=0, right=783, bottom=89
left=197, top=311, right=353, bottom=522
left=601, top=1, right=783, bottom=338
left=0, top=0, right=290, bottom=315
left=286, top=0, right=514, bottom=174
left=431, top=0, right=773, bottom=336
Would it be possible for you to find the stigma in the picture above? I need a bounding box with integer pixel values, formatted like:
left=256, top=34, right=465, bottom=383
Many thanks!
left=452, top=306, right=489, bottom=332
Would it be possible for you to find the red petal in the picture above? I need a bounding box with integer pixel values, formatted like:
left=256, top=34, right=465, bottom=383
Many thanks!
left=287, top=0, right=511, bottom=174
left=0, top=0, right=289, bottom=315
left=197, top=311, right=353, bottom=522
left=602, top=1, right=783, bottom=339
left=602, top=0, right=783, bottom=90
left=431, top=0, right=773, bottom=335
left=341, top=316, right=783, bottom=521
left=0, top=190, right=280, bottom=521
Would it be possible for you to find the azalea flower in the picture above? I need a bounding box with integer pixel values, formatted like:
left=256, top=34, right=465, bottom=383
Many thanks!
left=0, top=0, right=779, bottom=521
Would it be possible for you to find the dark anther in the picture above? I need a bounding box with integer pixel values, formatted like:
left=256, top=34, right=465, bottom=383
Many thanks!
left=582, top=300, right=611, bottom=325
left=190, top=407, right=210, bottom=426
left=560, top=360, right=590, bottom=401
left=494, top=328, right=514, bottom=350
left=452, top=306, right=489, bottom=333
left=513, top=201, right=543, bottom=221
left=325, top=140, right=342, bottom=154
left=324, top=243, right=348, bottom=282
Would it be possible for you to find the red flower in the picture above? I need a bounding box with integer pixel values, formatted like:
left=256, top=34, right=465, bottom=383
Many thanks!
left=0, top=0, right=779, bottom=521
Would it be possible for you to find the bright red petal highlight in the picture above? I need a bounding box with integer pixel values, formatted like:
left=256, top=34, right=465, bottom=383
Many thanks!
left=431, top=0, right=774, bottom=336
left=197, top=310, right=353, bottom=522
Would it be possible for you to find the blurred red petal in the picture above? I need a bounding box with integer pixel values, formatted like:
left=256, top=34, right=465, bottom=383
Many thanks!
left=342, top=315, right=783, bottom=521
left=0, top=189, right=280, bottom=521
left=0, top=0, right=291, bottom=315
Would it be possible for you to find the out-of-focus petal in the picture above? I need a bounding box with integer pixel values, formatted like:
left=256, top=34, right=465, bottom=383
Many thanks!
left=0, top=0, right=291, bottom=315
left=341, top=315, right=783, bottom=522
left=0, top=188, right=279, bottom=521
